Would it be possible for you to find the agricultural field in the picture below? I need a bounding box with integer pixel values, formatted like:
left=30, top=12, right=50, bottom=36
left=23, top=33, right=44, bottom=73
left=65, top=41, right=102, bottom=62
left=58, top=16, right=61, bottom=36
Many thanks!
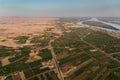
left=112, top=54, right=120, bottom=60
left=51, top=26, right=120, bottom=80
left=14, top=36, right=29, bottom=44
left=0, top=46, right=15, bottom=57
left=84, top=31, right=120, bottom=53
left=0, top=18, right=120, bottom=80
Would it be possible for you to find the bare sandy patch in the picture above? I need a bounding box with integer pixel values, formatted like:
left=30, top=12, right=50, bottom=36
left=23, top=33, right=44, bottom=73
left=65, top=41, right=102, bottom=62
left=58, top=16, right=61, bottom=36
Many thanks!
left=25, top=53, right=42, bottom=63
left=1, top=57, right=10, bottom=66
left=19, top=71, right=26, bottom=80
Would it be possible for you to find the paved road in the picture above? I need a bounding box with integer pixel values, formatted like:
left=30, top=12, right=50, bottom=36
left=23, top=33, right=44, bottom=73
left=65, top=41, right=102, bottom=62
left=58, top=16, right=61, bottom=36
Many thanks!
left=49, top=40, right=64, bottom=80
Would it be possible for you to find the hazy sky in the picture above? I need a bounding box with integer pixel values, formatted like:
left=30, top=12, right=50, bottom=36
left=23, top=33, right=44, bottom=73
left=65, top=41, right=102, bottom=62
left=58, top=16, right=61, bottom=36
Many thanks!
left=0, top=0, right=120, bottom=17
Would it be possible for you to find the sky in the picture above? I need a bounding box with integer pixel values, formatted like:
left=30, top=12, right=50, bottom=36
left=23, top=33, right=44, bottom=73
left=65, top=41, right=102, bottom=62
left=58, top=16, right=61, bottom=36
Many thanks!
left=0, top=0, right=120, bottom=17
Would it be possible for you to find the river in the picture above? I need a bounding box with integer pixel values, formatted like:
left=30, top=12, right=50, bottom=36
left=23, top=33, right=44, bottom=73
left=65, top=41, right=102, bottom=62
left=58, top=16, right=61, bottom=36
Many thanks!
left=77, top=18, right=120, bottom=33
